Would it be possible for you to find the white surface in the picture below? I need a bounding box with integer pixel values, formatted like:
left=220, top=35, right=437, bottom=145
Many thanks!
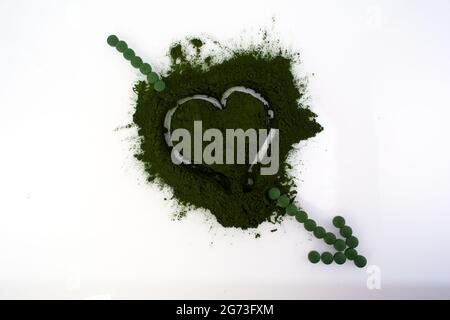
left=1, top=0, right=450, bottom=299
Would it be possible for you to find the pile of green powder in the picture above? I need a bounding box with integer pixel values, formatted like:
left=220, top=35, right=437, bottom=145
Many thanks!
left=132, top=36, right=322, bottom=228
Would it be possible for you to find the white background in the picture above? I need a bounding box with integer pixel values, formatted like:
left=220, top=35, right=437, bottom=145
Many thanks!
left=1, top=0, right=450, bottom=299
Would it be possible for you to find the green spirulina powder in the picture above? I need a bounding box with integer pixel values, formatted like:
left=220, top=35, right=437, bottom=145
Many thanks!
left=132, top=35, right=322, bottom=228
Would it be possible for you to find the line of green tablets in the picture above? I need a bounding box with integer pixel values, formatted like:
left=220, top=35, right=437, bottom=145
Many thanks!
left=331, top=215, right=366, bottom=267
left=107, top=35, right=166, bottom=92
left=267, top=187, right=367, bottom=268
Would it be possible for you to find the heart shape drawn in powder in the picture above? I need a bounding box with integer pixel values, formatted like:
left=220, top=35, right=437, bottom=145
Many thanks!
left=163, top=86, right=276, bottom=193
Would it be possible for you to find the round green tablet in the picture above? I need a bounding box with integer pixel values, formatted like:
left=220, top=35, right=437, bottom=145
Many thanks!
left=321, top=252, right=333, bottom=265
left=107, top=34, right=119, bottom=47
left=123, top=48, right=135, bottom=61
left=308, top=250, right=321, bottom=264
left=345, top=248, right=358, bottom=260
left=333, top=216, right=345, bottom=228
left=334, top=252, right=347, bottom=265
left=295, top=210, right=308, bottom=223
left=304, top=219, right=317, bottom=232
left=354, top=255, right=367, bottom=268
left=334, top=239, right=346, bottom=251
left=346, top=236, right=359, bottom=249
left=286, top=204, right=298, bottom=216
left=131, top=56, right=143, bottom=68
left=268, top=187, right=281, bottom=200
left=147, top=72, right=159, bottom=84
left=154, top=80, right=166, bottom=92
left=276, top=195, right=290, bottom=208
left=313, top=226, right=326, bottom=239
left=116, top=40, right=128, bottom=53
left=140, top=63, right=152, bottom=75
left=340, top=225, right=353, bottom=238
left=324, top=232, right=337, bottom=245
